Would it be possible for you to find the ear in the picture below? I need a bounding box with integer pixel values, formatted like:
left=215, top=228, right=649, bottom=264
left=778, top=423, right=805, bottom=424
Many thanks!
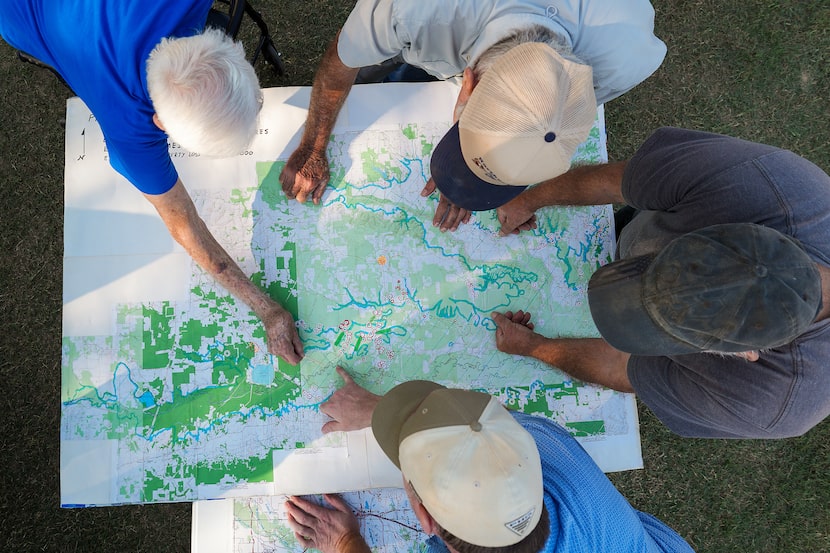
left=412, top=501, right=440, bottom=536
left=737, top=350, right=760, bottom=362
left=152, top=113, right=166, bottom=131
left=453, top=67, right=478, bottom=122
left=403, top=476, right=441, bottom=535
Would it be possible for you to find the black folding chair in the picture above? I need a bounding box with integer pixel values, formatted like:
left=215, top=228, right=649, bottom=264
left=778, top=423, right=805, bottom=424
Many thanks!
left=207, top=0, right=285, bottom=76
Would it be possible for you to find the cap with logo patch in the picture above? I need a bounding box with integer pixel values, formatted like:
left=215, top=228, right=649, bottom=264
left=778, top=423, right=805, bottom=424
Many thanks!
left=372, top=381, right=544, bottom=547
left=430, top=42, right=596, bottom=211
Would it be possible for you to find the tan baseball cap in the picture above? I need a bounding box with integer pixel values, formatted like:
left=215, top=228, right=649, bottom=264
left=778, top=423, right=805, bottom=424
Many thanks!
left=431, top=42, right=596, bottom=210
left=372, top=381, right=544, bottom=547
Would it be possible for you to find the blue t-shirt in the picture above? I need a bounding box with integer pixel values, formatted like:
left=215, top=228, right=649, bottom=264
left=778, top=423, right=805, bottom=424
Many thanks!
left=427, top=412, right=693, bottom=553
left=0, top=0, right=213, bottom=194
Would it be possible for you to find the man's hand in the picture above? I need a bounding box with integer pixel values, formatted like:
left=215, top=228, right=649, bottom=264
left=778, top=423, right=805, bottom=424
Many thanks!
left=320, top=366, right=381, bottom=434
left=421, top=177, right=472, bottom=232
left=285, top=495, right=370, bottom=553
left=279, top=145, right=330, bottom=204
left=497, top=194, right=537, bottom=236
left=492, top=310, right=542, bottom=357
left=262, top=306, right=304, bottom=365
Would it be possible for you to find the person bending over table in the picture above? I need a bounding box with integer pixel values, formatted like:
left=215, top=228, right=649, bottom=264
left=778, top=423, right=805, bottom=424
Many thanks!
left=283, top=366, right=694, bottom=553
left=0, top=0, right=304, bottom=364
left=279, top=0, right=666, bottom=232
left=493, top=127, right=830, bottom=439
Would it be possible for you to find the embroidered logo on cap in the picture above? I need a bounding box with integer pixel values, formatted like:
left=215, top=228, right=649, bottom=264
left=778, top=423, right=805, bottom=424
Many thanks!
left=505, top=507, right=536, bottom=536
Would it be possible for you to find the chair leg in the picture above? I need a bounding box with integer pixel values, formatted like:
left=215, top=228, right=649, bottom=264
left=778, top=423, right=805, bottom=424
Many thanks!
left=243, top=3, right=285, bottom=76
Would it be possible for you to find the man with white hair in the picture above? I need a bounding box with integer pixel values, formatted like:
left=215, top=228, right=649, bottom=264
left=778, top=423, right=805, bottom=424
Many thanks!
left=283, top=367, right=694, bottom=553
left=0, top=0, right=304, bottom=364
left=279, top=0, right=666, bottom=232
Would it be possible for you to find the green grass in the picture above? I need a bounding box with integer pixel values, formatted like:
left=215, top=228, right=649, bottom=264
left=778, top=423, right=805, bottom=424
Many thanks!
left=1, top=1, right=829, bottom=551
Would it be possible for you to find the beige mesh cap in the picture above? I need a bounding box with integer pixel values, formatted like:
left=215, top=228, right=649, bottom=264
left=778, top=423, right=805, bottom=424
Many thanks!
left=431, top=42, right=596, bottom=211
left=372, top=381, right=543, bottom=547
left=460, top=42, right=596, bottom=185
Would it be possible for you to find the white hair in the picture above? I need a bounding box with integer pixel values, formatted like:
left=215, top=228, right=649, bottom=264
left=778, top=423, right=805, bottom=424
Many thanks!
left=146, top=27, right=262, bottom=157
left=472, top=25, right=584, bottom=79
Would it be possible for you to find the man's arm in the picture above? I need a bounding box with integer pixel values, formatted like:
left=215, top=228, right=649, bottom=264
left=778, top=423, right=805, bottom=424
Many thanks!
left=279, top=30, right=360, bottom=204
left=492, top=311, right=633, bottom=392
left=144, top=180, right=304, bottom=364
left=497, top=161, right=628, bottom=236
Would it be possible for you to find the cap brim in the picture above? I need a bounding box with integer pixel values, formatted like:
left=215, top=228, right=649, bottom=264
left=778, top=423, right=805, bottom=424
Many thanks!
left=588, top=255, right=701, bottom=356
left=371, top=380, right=446, bottom=468
left=430, top=123, right=527, bottom=211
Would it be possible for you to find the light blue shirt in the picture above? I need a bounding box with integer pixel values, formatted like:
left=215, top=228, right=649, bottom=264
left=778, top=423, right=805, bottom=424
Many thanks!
left=425, top=412, right=694, bottom=552
left=337, top=0, right=666, bottom=105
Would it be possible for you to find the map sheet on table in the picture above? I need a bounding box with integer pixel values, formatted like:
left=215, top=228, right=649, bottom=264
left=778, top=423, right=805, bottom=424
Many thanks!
left=60, top=83, right=640, bottom=515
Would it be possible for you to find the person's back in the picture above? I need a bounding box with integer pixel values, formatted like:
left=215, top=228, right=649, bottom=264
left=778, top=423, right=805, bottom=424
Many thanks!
left=506, top=412, right=692, bottom=552
left=0, top=0, right=213, bottom=193
left=1, top=0, right=305, bottom=365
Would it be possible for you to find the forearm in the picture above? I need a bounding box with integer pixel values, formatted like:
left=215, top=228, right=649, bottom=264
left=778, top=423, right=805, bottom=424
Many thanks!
left=524, top=335, right=633, bottom=392
left=301, top=31, right=360, bottom=152
left=521, top=161, right=628, bottom=209
left=145, top=182, right=286, bottom=321
left=176, top=215, right=281, bottom=318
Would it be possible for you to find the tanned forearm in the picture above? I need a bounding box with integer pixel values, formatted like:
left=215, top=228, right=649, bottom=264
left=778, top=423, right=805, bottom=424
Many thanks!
left=522, top=161, right=628, bottom=209
left=146, top=181, right=304, bottom=361
left=526, top=335, right=633, bottom=392
left=145, top=181, right=286, bottom=321
left=300, top=30, right=360, bottom=153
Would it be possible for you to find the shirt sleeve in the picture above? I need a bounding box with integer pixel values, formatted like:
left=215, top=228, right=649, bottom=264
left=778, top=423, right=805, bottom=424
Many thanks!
left=568, top=0, right=666, bottom=104
left=337, top=0, right=402, bottom=67
left=622, top=127, right=782, bottom=212
left=575, top=4, right=666, bottom=104
left=106, top=132, right=179, bottom=195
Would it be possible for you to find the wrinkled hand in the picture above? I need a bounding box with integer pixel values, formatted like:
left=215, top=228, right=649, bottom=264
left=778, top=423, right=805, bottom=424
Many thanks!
left=262, top=307, right=304, bottom=365
left=497, top=195, right=537, bottom=236
left=421, top=177, right=472, bottom=232
left=279, top=145, right=330, bottom=204
left=285, top=495, right=369, bottom=553
left=491, top=310, right=541, bottom=357
left=320, top=366, right=381, bottom=434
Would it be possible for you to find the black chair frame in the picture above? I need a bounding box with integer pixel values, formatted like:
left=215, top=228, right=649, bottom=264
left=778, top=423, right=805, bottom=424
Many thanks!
left=208, top=0, right=285, bottom=76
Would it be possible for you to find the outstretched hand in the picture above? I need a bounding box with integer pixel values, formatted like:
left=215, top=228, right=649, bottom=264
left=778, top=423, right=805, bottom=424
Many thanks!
left=262, top=307, right=304, bottom=365
left=279, top=145, right=330, bottom=204
left=320, top=366, right=382, bottom=434
left=497, top=195, right=537, bottom=236
left=491, top=310, right=542, bottom=357
left=421, top=177, right=471, bottom=232
left=285, top=494, right=369, bottom=553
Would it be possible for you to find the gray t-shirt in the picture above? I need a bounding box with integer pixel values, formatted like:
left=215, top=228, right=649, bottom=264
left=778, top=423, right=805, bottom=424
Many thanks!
left=621, top=127, right=830, bottom=438
left=337, top=0, right=666, bottom=105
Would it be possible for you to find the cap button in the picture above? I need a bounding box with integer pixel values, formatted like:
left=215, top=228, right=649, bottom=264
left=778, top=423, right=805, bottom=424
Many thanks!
left=544, top=132, right=556, bottom=143
left=470, top=421, right=482, bottom=432
left=754, top=264, right=768, bottom=277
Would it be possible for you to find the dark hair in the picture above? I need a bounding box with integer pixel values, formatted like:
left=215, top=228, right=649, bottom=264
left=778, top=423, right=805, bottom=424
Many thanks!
left=434, top=503, right=550, bottom=553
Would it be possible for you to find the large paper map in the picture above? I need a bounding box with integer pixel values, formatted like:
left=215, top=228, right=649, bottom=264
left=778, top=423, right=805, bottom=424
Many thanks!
left=61, top=85, right=640, bottom=520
